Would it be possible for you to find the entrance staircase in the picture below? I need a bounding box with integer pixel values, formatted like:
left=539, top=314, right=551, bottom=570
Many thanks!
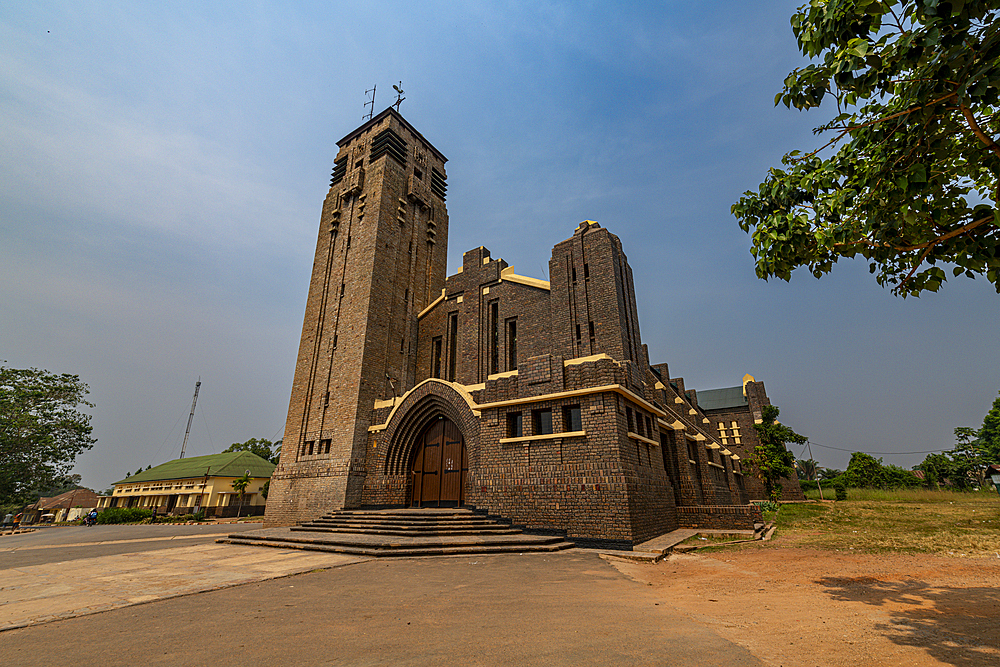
left=218, top=508, right=576, bottom=557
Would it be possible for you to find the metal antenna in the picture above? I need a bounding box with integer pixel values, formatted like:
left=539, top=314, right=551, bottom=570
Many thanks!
left=392, top=82, right=405, bottom=112
left=364, top=85, right=376, bottom=121
left=179, top=378, right=201, bottom=459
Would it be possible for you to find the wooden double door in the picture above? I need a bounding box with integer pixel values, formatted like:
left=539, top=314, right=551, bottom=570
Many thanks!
left=410, top=417, right=467, bottom=507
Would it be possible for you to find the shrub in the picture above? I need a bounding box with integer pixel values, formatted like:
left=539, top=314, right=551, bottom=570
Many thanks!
left=799, top=480, right=819, bottom=492
left=833, top=481, right=847, bottom=501
left=96, top=507, right=154, bottom=524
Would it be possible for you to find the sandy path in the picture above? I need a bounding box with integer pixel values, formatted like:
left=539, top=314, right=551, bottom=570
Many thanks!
left=612, top=545, right=1000, bottom=666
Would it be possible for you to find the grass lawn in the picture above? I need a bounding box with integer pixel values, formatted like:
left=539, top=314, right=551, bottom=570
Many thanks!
left=772, top=489, right=1000, bottom=557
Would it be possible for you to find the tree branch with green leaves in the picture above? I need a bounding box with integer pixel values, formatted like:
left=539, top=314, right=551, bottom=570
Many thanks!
left=733, top=0, right=1000, bottom=296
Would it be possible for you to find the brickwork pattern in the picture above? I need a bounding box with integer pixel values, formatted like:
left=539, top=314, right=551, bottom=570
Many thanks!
left=269, top=112, right=801, bottom=542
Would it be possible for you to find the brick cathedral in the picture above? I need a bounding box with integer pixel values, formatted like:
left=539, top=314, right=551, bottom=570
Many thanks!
left=264, top=108, right=803, bottom=548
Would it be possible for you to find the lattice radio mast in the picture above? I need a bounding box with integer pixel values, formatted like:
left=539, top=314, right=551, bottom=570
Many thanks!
left=363, top=85, right=376, bottom=121
left=179, top=379, right=201, bottom=459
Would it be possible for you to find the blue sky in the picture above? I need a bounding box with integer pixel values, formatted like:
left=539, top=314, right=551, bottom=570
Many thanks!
left=2, top=1, right=998, bottom=491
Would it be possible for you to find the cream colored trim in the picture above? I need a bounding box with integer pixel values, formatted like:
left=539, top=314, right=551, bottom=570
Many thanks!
left=688, top=408, right=697, bottom=415
left=708, top=461, right=725, bottom=469
left=688, top=459, right=698, bottom=465
left=628, top=432, right=659, bottom=447
left=730, top=454, right=741, bottom=461
left=368, top=378, right=482, bottom=432
left=487, top=370, right=518, bottom=380
left=721, top=449, right=732, bottom=456
left=684, top=432, right=697, bottom=441
left=706, top=443, right=721, bottom=450
left=482, top=286, right=490, bottom=294
left=464, top=383, right=486, bottom=392
left=754, top=419, right=763, bottom=424
left=500, top=267, right=550, bottom=290
left=373, top=397, right=396, bottom=410
left=478, top=383, right=666, bottom=418
left=658, top=418, right=685, bottom=431
left=702, top=418, right=710, bottom=424
left=654, top=381, right=666, bottom=390
left=694, top=433, right=707, bottom=441
left=457, top=295, right=464, bottom=303
left=674, top=397, right=684, bottom=404
left=563, top=353, right=613, bottom=367
left=417, top=288, right=446, bottom=320
left=499, top=430, right=586, bottom=444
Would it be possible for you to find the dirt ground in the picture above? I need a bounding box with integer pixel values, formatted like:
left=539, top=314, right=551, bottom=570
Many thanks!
left=612, top=539, right=1000, bottom=667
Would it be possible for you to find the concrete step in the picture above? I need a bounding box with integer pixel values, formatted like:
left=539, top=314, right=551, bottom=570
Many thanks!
left=292, top=525, right=523, bottom=537
left=218, top=532, right=574, bottom=557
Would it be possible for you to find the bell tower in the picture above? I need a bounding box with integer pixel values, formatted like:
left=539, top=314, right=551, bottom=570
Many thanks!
left=265, top=109, right=449, bottom=525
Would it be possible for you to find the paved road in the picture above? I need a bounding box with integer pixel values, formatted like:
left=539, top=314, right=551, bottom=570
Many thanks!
left=0, top=548, right=763, bottom=666
left=0, top=523, right=261, bottom=568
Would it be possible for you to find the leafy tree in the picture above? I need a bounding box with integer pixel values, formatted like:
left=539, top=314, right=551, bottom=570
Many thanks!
left=818, top=467, right=844, bottom=480
left=0, top=366, right=96, bottom=506
left=732, top=1, right=1000, bottom=296
left=223, top=438, right=276, bottom=463
left=977, top=390, right=1000, bottom=461
left=796, top=458, right=820, bottom=480
left=261, top=479, right=270, bottom=499
left=916, top=452, right=954, bottom=488
left=844, top=452, right=888, bottom=487
left=748, top=404, right=808, bottom=501
left=231, top=473, right=252, bottom=518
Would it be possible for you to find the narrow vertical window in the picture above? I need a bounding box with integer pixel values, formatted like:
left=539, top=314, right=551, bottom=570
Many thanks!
left=489, top=301, right=499, bottom=375
left=584, top=263, right=590, bottom=279
left=432, top=337, right=443, bottom=378
left=448, top=312, right=459, bottom=382
left=506, top=412, right=523, bottom=438
left=532, top=409, right=553, bottom=435
left=506, top=318, right=518, bottom=371
left=571, top=265, right=577, bottom=283
left=563, top=405, right=582, bottom=432
left=626, top=407, right=634, bottom=432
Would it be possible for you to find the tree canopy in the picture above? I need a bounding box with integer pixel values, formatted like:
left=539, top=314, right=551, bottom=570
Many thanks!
left=749, top=404, right=808, bottom=501
left=733, top=0, right=1000, bottom=296
left=0, top=366, right=96, bottom=506
left=223, top=437, right=277, bottom=464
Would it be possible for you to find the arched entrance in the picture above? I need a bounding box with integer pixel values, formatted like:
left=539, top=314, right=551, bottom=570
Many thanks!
left=410, top=417, right=467, bottom=507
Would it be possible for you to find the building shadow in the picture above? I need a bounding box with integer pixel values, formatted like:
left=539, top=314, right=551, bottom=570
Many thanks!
left=816, top=575, right=1000, bottom=667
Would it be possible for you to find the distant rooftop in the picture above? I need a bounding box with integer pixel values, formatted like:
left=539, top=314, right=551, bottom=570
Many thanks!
left=696, top=386, right=748, bottom=411
left=114, top=451, right=275, bottom=485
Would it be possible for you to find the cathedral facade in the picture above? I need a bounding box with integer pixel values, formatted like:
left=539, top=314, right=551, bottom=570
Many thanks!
left=264, top=108, right=801, bottom=548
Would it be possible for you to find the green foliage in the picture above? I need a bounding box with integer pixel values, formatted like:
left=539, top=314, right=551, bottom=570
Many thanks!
left=833, top=480, right=848, bottom=501
left=978, top=391, right=1000, bottom=461
left=0, top=366, right=97, bottom=506
left=732, top=0, right=1000, bottom=296
left=96, top=507, right=153, bottom=524
left=796, top=458, right=820, bottom=480
left=818, top=467, right=844, bottom=480
left=844, top=452, right=921, bottom=488
left=748, top=404, right=808, bottom=501
left=261, top=479, right=270, bottom=499
left=231, top=473, right=252, bottom=517
left=224, top=438, right=277, bottom=463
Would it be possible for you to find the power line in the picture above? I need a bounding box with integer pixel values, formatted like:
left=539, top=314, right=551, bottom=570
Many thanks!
left=806, top=439, right=947, bottom=456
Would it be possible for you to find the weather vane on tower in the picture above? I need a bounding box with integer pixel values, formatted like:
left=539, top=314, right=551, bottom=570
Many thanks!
left=392, top=82, right=405, bottom=112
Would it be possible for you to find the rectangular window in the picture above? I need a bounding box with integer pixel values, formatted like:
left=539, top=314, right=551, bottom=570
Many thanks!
left=533, top=409, right=553, bottom=435
left=432, top=337, right=443, bottom=378
left=507, top=412, right=523, bottom=438
left=307, top=440, right=314, bottom=455
left=506, top=318, right=518, bottom=370
left=448, top=312, right=459, bottom=381
left=575, top=324, right=581, bottom=342
left=571, top=265, right=577, bottom=283
left=321, top=439, right=331, bottom=454
left=687, top=440, right=698, bottom=462
left=584, top=263, right=590, bottom=279
left=489, top=301, right=499, bottom=375
left=645, top=416, right=653, bottom=438
left=563, top=405, right=582, bottom=432
left=626, top=407, right=634, bottom=432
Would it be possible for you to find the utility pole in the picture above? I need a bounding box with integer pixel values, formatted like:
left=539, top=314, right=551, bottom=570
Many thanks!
left=806, top=440, right=824, bottom=500
left=180, top=379, right=201, bottom=459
